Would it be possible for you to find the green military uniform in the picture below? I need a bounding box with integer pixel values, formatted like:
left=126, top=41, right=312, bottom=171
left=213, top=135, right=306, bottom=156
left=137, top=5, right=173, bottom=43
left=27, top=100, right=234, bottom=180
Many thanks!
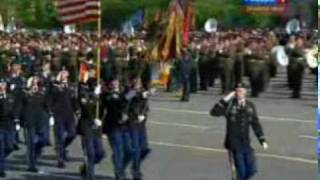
left=189, top=49, right=198, bottom=93
left=198, top=49, right=210, bottom=91
left=247, top=54, right=269, bottom=97
left=234, top=51, right=245, bottom=86
left=218, top=51, right=235, bottom=94
left=286, top=47, right=305, bottom=98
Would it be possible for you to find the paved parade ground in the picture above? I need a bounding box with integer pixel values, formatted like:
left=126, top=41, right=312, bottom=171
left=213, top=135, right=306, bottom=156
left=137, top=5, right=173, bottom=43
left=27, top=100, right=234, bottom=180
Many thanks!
left=4, top=69, right=317, bottom=180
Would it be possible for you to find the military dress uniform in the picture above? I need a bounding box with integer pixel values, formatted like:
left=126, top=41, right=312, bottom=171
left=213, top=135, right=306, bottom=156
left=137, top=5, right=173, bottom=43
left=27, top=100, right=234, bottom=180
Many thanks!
left=286, top=47, right=305, bottom=98
left=7, top=68, right=26, bottom=148
left=49, top=80, right=78, bottom=168
left=218, top=50, right=235, bottom=94
left=126, top=88, right=151, bottom=180
left=77, top=80, right=105, bottom=180
left=39, top=70, right=55, bottom=146
left=189, top=49, right=198, bottom=93
left=0, top=85, right=21, bottom=177
left=246, top=53, right=268, bottom=97
left=180, top=53, right=192, bottom=102
left=210, top=93, right=267, bottom=180
left=21, top=85, right=49, bottom=172
left=102, top=83, right=132, bottom=180
left=198, top=48, right=210, bottom=91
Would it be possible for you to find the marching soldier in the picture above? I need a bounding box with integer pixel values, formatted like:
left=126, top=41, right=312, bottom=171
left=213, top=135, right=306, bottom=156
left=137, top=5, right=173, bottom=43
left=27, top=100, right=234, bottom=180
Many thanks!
left=49, top=69, right=78, bottom=168
left=210, top=83, right=268, bottom=180
left=78, top=76, right=105, bottom=180
left=246, top=41, right=269, bottom=97
left=126, top=76, right=153, bottom=180
left=7, top=58, right=26, bottom=149
left=286, top=36, right=306, bottom=99
left=102, top=77, right=132, bottom=180
left=189, top=46, right=198, bottom=93
left=218, top=39, right=235, bottom=94
left=180, top=48, right=192, bottom=102
left=198, top=44, right=210, bottom=91
left=0, top=79, right=21, bottom=177
left=21, top=75, right=49, bottom=172
left=39, top=61, right=55, bottom=146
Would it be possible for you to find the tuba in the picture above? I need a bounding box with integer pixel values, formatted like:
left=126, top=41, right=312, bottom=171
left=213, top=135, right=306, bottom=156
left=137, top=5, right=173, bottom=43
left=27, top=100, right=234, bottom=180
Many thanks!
left=286, top=19, right=301, bottom=35
left=272, top=46, right=289, bottom=67
left=305, top=46, right=318, bottom=68
left=204, top=18, right=218, bottom=33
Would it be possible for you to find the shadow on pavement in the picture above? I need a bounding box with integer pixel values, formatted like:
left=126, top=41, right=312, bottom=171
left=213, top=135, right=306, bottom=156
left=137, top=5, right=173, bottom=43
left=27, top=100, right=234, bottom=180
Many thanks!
left=5, top=171, right=118, bottom=180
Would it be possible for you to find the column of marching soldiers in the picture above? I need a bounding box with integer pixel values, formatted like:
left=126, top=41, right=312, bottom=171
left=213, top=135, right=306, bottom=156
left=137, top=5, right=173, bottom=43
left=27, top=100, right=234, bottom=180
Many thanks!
left=0, top=29, right=317, bottom=180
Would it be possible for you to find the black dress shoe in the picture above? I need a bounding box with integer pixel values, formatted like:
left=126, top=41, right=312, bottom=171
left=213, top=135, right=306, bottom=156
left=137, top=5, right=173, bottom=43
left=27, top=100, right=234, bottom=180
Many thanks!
left=290, top=94, right=300, bottom=99
left=0, top=172, right=6, bottom=177
left=79, top=164, right=86, bottom=178
left=58, top=161, right=66, bottom=168
left=27, top=167, right=38, bottom=173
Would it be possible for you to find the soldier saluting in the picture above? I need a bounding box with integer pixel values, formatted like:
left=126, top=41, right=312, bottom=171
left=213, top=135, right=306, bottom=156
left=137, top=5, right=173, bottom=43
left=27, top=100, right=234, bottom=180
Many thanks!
left=210, top=83, right=268, bottom=180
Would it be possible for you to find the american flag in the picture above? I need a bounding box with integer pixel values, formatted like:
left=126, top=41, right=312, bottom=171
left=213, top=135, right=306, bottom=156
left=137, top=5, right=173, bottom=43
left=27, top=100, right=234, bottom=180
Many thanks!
left=56, top=0, right=101, bottom=25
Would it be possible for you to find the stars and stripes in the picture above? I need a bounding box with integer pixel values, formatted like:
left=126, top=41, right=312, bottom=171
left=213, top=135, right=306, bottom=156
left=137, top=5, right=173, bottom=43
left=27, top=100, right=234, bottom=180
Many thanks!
left=56, top=0, right=101, bottom=25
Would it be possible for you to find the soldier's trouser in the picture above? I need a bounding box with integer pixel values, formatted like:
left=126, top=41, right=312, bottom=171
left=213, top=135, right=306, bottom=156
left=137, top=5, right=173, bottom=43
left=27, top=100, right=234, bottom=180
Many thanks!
left=25, top=129, right=46, bottom=169
left=190, top=68, right=198, bottom=93
left=199, top=67, right=208, bottom=90
left=81, top=135, right=105, bottom=180
left=54, top=119, right=76, bottom=163
left=108, top=130, right=132, bottom=178
left=42, top=113, right=51, bottom=146
left=138, top=127, right=151, bottom=162
left=128, top=127, right=151, bottom=179
left=220, top=61, right=235, bottom=93
left=288, top=64, right=304, bottom=97
left=181, top=79, right=190, bottom=101
left=233, top=148, right=257, bottom=180
left=0, top=129, right=13, bottom=173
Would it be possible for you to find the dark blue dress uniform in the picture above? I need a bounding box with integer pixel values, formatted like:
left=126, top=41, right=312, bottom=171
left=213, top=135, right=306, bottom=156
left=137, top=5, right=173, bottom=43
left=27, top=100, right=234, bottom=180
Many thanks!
left=21, top=87, right=49, bottom=172
left=127, top=89, right=151, bottom=180
left=0, top=92, right=21, bottom=177
left=39, top=71, right=55, bottom=146
left=49, top=82, right=78, bottom=167
left=102, top=89, right=132, bottom=180
left=77, top=82, right=105, bottom=180
left=211, top=98, right=266, bottom=180
left=7, top=73, right=25, bottom=148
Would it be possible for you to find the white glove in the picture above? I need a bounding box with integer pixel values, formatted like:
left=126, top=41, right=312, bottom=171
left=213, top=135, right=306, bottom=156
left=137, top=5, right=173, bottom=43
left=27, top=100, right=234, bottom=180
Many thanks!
left=142, top=91, right=149, bottom=99
left=138, top=115, right=145, bottom=123
left=120, top=114, right=129, bottom=124
left=149, top=88, right=156, bottom=95
left=94, top=85, right=101, bottom=96
left=10, top=84, right=15, bottom=90
left=15, top=124, right=21, bottom=131
left=125, top=90, right=137, bottom=100
left=223, top=91, right=235, bottom=102
left=94, top=118, right=102, bottom=127
left=262, top=142, right=269, bottom=150
left=49, top=116, right=55, bottom=126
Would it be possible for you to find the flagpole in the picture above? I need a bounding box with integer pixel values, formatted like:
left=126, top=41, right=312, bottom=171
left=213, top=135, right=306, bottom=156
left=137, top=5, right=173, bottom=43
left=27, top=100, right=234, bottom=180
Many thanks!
left=96, top=5, right=102, bottom=119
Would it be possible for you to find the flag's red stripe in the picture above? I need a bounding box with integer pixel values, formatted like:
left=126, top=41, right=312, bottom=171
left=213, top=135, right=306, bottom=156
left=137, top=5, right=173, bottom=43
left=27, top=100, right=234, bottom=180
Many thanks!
left=57, top=1, right=86, bottom=9
left=62, top=15, right=100, bottom=25
left=58, top=6, right=100, bottom=17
